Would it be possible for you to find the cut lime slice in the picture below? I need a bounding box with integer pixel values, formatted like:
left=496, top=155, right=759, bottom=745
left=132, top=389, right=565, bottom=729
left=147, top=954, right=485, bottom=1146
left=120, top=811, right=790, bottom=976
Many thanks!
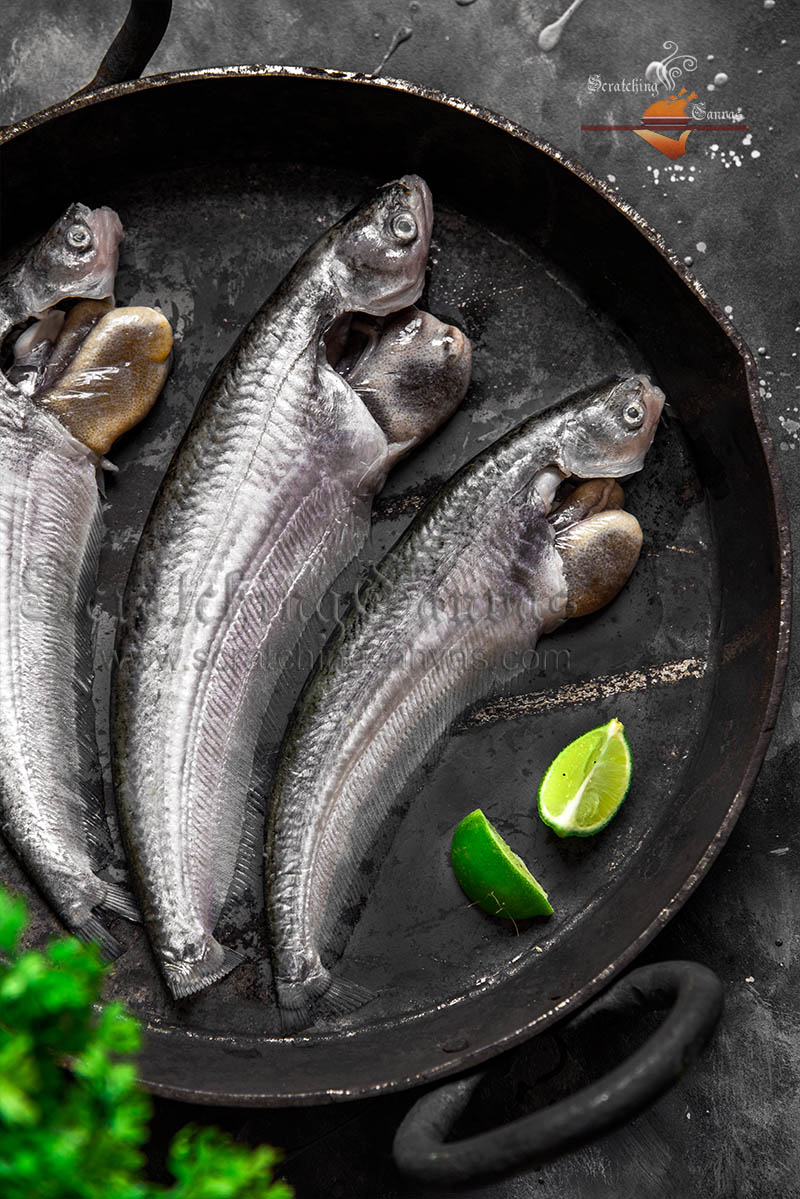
left=450, top=809, right=553, bottom=919
left=538, top=717, right=632, bottom=838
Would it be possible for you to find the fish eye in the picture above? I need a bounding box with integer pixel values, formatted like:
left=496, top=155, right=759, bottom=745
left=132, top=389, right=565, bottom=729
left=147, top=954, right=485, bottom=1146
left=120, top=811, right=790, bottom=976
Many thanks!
left=623, top=399, right=645, bottom=428
left=65, top=223, right=92, bottom=252
left=390, top=212, right=417, bottom=242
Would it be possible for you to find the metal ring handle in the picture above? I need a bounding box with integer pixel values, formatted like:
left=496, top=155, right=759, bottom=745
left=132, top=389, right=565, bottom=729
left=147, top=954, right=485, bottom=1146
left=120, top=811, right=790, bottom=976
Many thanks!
left=393, top=960, right=723, bottom=1186
left=73, top=0, right=173, bottom=95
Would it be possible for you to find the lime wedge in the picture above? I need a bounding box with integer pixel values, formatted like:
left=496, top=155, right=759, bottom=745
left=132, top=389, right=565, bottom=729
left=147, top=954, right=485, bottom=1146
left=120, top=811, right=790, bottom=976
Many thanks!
left=450, top=809, right=553, bottom=919
left=538, top=717, right=632, bottom=838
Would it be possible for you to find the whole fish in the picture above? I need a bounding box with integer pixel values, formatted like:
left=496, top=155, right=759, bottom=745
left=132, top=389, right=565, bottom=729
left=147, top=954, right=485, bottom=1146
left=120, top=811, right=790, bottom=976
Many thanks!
left=0, top=218, right=172, bottom=954
left=112, top=177, right=473, bottom=999
left=266, top=375, right=665, bottom=1029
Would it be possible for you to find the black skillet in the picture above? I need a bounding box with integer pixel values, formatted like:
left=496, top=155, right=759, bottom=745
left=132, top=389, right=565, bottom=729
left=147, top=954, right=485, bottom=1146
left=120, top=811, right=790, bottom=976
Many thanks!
left=0, top=1, right=790, bottom=1184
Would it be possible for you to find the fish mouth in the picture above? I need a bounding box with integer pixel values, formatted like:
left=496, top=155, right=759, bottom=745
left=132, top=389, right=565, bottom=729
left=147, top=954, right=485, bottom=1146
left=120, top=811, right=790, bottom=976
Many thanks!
left=548, top=476, right=628, bottom=529
left=324, top=306, right=466, bottom=381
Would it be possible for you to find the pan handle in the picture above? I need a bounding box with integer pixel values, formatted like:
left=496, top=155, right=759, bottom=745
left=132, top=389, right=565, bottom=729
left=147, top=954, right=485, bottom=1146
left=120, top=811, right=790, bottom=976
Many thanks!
left=393, top=960, right=722, bottom=1187
left=72, top=0, right=173, bottom=95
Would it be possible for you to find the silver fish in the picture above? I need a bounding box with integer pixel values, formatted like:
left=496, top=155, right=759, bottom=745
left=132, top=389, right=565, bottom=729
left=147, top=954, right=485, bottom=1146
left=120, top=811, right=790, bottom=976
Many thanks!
left=0, top=213, right=171, bottom=954
left=112, top=177, right=472, bottom=999
left=266, top=375, right=665, bottom=1029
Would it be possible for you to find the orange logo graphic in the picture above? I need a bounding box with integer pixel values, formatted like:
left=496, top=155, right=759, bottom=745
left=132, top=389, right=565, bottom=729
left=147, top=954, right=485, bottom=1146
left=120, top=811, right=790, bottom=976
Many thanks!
left=635, top=88, right=696, bottom=159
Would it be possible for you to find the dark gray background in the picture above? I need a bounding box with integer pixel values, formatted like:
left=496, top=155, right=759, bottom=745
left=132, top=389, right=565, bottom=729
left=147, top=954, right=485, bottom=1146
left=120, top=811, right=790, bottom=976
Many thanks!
left=1, top=2, right=798, bottom=1196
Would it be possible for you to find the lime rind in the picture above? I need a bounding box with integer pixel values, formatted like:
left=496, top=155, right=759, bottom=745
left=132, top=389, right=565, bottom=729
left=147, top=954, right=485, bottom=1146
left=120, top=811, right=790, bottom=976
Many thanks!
left=538, top=718, right=632, bottom=838
left=450, top=809, right=553, bottom=919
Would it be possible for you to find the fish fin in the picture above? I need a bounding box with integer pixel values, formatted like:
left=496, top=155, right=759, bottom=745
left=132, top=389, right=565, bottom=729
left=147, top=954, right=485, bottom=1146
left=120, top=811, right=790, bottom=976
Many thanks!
left=73, top=495, right=113, bottom=858
left=214, top=788, right=266, bottom=923
left=97, top=881, right=141, bottom=923
left=276, top=969, right=374, bottom=1033
left=75, top=912, right=125, bottom=961
left=162, top=940, right=245, bottom=1000
left=319, top=975, right=375, bottom=1017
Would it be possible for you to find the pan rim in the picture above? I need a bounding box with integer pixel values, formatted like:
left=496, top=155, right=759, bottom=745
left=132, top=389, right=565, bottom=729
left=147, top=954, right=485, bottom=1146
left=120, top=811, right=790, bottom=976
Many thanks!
left=0, top=65, right=791, bottom=1105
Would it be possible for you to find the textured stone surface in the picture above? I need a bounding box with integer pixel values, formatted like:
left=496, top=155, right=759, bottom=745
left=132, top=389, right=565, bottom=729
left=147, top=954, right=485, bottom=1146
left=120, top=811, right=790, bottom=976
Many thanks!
left=1, top=2, right=798, bottom=1196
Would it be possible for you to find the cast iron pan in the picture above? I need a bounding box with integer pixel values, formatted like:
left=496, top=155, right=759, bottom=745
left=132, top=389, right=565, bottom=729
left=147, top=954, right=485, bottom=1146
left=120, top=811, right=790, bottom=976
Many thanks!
left=0, top=1, right=790, bottom=1183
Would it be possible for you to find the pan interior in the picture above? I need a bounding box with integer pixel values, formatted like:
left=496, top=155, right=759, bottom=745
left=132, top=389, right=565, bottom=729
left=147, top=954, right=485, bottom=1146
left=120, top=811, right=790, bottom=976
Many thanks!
left=0, top=153, right=716, bottom=1036
left=0, top=76, right=779, bottom=1101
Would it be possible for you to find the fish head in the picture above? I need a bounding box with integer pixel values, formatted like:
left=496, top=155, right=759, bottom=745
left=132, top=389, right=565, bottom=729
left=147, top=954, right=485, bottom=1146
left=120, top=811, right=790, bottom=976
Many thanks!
left=13, top=203, right=123, bottom=319
left=347, top=306, right=471, bottom=455
left=557, top=374, right=664, bottom=479
left=328, top=175, right=433, bottom=317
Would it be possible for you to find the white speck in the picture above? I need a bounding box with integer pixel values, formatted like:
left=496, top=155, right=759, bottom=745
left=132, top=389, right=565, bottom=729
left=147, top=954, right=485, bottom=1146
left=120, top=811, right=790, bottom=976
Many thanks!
left=751, top=149, right=761, bottom=158
left=773, top=845, right=792, bottom=856
left=707, top=54, right=714, bottom=61
left=764, top=0, right=775, bottom=7
left=714, top=72, right=729, bottom=86
left=684, top=255, right=693, bottom=265
left=707, top=83, right=715, bottom=91
left=686, top=1110, right=692, bottom=1120
left=696, top=241, right=707, bottom=253
left=758, top=346, right=767, bottom=354
left=757, top=69, right=763, bottom=74
left=607, top=173, right=616, bottom=182
left=724, top=305, right=733, bottom=315
left=742, top=132, right=753, bottom=145
left=745, top=975, right=755, bottom=983
left=710, top=143, right=719, bottom=151
left=781, top=38, right=787, bottom=44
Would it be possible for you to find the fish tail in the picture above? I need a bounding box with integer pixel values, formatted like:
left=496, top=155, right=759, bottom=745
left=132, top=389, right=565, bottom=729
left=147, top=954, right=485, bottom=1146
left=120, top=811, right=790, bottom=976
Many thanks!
left=162, top=939, right=244, bottom=1000
left=75, top=911, right=125, bottom=961
left=97, top=881, right=141, bottom=923
left=277, top=967, right=374, bottom=1032
left=321, top=975, right=375, bottom=1017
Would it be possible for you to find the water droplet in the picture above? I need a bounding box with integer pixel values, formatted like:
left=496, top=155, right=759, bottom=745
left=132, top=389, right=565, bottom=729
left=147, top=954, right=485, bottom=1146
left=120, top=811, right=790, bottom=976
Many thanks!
left=724, top=305, right=734, bottom=315
left=370, top=24, right=413, bottom=75
left=538, top=0, right=589, bottom=52
left=714, top=72, right=729, bottom=86
left=696, top=241, right=707, bottom=253
left=684, top=255, right=694, bottom=266
left=751, top=149, right=761, bottom=158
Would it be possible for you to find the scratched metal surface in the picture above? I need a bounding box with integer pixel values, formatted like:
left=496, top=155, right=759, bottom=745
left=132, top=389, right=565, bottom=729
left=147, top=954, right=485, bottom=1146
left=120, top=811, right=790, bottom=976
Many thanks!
left=0, top=2, right=797, bottom=1197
